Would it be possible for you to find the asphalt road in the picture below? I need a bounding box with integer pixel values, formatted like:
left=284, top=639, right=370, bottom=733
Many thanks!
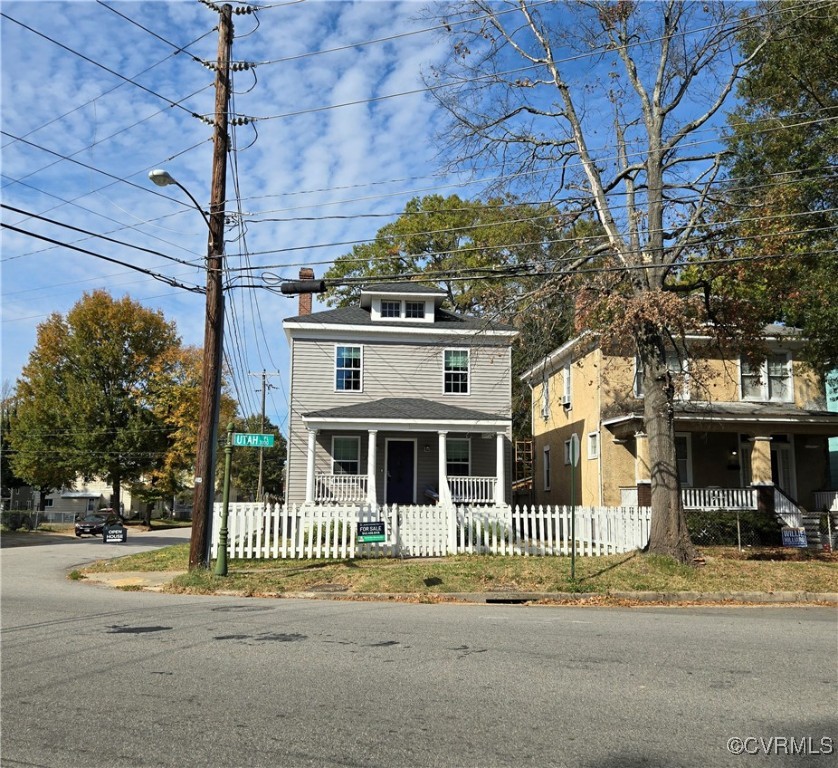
left=1, top=531, right=836, bottom=768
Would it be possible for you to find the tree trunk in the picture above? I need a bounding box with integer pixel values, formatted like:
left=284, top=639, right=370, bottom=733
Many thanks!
left=639, top=336, right=696, bottom=563
left=111, top=471, right=121, bottom=518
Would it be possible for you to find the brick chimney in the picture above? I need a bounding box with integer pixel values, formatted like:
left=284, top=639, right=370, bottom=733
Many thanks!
left=298, top=267, right=314, bottom=316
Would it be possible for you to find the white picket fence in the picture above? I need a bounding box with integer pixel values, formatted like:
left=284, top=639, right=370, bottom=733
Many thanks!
left=210, top=503, right=652, bottom=560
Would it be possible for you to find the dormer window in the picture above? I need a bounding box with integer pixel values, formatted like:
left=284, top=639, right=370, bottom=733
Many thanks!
left=405, top=301, right=425, bottom=319
left=381, top=300, right=401, bottom=318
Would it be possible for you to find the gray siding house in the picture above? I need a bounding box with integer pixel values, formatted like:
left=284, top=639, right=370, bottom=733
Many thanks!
left=283, top=283, right=518, bottom=508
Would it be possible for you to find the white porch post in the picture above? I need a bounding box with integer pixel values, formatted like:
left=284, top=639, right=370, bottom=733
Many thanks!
left=438, top=430, right=452, bottom=505
left=305, top=429, right=318, bottom=504
left=495, top=432, right=505, bottom=505
left=367, top=430, right=378, bottom=507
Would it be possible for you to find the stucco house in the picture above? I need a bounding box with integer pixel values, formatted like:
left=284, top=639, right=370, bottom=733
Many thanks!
left=521, top=327, right=838, bottom=521
left=283, top=282, right=518, bottom=508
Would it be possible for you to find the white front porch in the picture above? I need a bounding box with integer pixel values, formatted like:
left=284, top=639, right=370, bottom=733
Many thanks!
left=306, top=428, right=509, bottom=506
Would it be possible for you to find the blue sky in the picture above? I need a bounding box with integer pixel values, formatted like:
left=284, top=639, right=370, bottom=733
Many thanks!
left=1, top=0, right=747, bottom=437
left=1, top=0, right=464, bottom=433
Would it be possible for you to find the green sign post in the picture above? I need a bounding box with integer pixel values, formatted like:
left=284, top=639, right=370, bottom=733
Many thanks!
left=232, top=432, right=275, bottom=448
left=569, top=433, right=580, bottom=581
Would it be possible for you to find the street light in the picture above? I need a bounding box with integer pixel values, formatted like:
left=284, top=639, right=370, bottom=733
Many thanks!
left=149, top=168, right=225, bottom=570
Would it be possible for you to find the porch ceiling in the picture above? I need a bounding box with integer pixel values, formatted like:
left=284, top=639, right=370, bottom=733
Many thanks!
left=602, top=402, right=838, bottom=439
left=302, top=397, right=511, bottom=433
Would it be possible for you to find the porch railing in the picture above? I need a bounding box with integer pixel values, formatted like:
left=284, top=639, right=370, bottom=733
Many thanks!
left=814, top=491, right=838, bottom=512
left=774, top=487, right=803, bottom=528
left=314, top=473, right=367, bottom=503
left=681, top=487, right=756, bottom=511
left=449, top=476, right=497, bottom=504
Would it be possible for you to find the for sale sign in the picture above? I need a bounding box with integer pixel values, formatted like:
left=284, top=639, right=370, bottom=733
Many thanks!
left=358, top=521, right=386, bottom=543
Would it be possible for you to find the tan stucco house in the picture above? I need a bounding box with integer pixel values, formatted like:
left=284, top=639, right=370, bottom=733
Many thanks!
left=521, top=327, right=838, bottom=520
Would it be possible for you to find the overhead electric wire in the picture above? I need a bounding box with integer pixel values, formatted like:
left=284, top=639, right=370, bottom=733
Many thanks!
left=0, top=222, right=206, bottom=294
left=0, top=12, right=215, bottom=122
left=1, top=204, right=205, bottom=269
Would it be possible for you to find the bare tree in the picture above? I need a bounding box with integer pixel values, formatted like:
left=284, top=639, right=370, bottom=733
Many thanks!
left=425, top=0, right=782, bottom=561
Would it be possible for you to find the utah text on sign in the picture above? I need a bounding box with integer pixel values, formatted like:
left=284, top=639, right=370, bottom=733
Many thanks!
left=232, top=433, right=275, bottom=448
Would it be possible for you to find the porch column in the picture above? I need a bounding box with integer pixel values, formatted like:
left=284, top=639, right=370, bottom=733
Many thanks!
left=305, top=429, right=318, bottom=504
left=635, top=431, right=651, bottom=507
left=749, top=435, right=775, bottom=515
left=749, top=435, right=773, bottom=485
left=495, top=432, right=505, bottom=505
left=367, top=430, right=378, bottom=507
left=438, top=431, right=452, bottom=505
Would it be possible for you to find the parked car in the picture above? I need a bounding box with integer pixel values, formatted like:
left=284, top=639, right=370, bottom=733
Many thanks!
left=74, top=513, right=112, bottom=537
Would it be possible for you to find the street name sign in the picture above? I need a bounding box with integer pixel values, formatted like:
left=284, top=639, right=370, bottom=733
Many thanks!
left=232, top=432, right=275, bottom=448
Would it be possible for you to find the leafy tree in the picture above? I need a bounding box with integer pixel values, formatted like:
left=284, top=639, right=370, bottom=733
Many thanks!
left=325, top=194, right=591, bottom=438
left=719, top=0, right=838, bottom=378
left=1, top=390, right=27, bottom=507
left=224, top=415, right=287, bottom=502
left=8, top=291, right=181, bottom=514
left=422, top=1, right=797, bottom=562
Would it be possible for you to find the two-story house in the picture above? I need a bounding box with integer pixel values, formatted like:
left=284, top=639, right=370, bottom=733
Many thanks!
left=283, top=282, right=518, bottom=509
left=521, top=326, right=838, bottom=519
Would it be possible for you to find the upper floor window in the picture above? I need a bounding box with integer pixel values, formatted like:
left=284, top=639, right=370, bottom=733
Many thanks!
left=444, top=349, right=469, bottom=394
left=335, top=345, right=362, bottom=391
left=543, top=446, right=551, bottom=491
left=380, top=300, right=401, bottom=318
left=446, top=438, right=471, bottom=477
left=741, top=353, right=792, bottom=402
left=332, top=436, right=360, bottom=475
left=634, top=352, right=689, bottom=400
left=405, top=301, right=425, bottom=319
left=562, top=363, right=572, bottom=406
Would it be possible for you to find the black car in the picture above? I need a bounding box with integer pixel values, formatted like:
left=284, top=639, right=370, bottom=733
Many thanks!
left=74, top=513, right=111, bottom=537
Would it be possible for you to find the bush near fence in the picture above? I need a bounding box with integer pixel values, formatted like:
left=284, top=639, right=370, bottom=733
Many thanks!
left=686, top=509, right=783, bottom=547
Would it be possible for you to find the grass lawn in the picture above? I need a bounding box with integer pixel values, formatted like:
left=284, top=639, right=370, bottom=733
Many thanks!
left=80, top=544, right=838, bottom=600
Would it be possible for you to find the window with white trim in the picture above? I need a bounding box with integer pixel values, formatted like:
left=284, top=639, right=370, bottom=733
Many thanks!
left=588, top=432, right=599, bottom=459
left=335, top=346, right=362, bottom=391
left=446, top=438, right=470, bottom=477
left=444, top=349, right=469, bottom=394
left=540, top=373, right=550, bottom=421
left=674, top=433, right=693, bottom=487
left=405, top=301, right=425, bottom=319
left=562, top=364, right=571, bottom=406
left=634, top=352, right=690, bottom=399
left=741, top=353, right=792, bottom=402
left=543, top=446, right=551, bottom=491
left=332, top=436, right=360, bottom=475
left=380, top=300, right=401, bottom=318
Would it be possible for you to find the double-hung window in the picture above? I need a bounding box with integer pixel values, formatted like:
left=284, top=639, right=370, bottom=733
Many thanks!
left=335, top=345, right=362, bottom=391
left=380, top=300, right=401, bottom=318
left=634, top=352, right=689, bottom=399
left=741, top=353, right=792, bottom=402
left=446, top=438, right=470, bottom=477
left=332, top=436, right=360, bottom=475
left=540, top=373, right=550, bottom=421
left=405, top=301, right=425, bottom=319
left=444, top=349, right=469, bottom=394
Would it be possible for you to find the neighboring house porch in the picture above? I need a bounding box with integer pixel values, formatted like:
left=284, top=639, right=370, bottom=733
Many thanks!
left=603, top=401, right=838, bottom=524
left=300, top=398, right=512, bottom=508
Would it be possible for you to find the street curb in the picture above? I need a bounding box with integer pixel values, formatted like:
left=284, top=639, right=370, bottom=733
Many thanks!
left=79, top=572, right=838, bottom=605
left=281, top=590, right=838, bottom=606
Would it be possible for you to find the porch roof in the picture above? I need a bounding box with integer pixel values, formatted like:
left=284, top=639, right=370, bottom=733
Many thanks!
left=302, top=397, right=511, bottom=432
left=603, top=401, right=838, bottom=438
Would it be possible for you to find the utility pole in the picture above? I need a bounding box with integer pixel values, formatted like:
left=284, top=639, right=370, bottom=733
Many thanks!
left=249, top=370, right=281, bottom=501
left=190, top=3, right=233, bottom=570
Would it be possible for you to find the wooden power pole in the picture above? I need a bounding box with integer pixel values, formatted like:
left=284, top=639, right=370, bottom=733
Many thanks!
left=190, top=3, right=233, bottom=570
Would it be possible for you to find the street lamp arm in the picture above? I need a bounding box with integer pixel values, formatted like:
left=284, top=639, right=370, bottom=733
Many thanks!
left=148, top=169, right=214, bottom=240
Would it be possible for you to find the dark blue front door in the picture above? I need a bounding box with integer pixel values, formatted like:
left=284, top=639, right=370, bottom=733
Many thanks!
left=386, top=441, right=415, bottom=504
